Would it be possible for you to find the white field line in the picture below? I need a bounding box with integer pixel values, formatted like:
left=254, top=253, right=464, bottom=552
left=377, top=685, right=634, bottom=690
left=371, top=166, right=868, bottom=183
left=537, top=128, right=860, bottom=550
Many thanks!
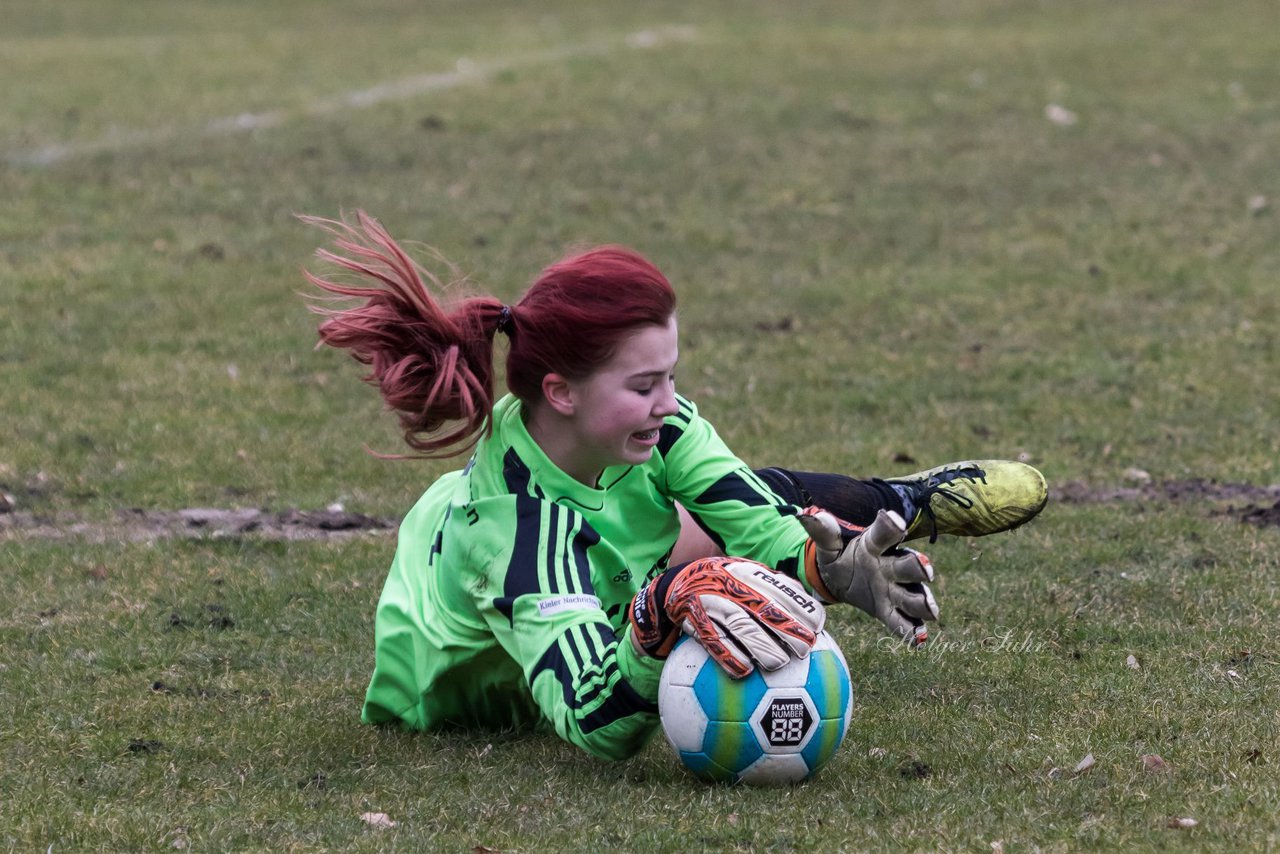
left=6, top=25, right=697, bottom=168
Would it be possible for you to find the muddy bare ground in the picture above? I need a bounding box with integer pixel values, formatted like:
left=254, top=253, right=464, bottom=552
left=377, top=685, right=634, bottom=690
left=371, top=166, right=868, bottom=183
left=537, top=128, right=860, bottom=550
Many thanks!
left=0, top=506, right=394, bottom=543
left=1052, top=479, right=1280, bottom=528
left=2, top=478, right=1279, bottom=541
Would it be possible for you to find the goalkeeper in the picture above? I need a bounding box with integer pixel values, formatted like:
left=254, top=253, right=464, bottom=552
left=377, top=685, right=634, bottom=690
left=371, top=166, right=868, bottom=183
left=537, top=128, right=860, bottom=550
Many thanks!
left=303, top=212, right=1047, bottom=761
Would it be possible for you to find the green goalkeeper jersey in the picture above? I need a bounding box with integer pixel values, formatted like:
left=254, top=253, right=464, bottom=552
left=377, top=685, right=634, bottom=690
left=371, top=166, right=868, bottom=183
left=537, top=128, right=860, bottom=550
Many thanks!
left=361, top=393, right=809, bottom=760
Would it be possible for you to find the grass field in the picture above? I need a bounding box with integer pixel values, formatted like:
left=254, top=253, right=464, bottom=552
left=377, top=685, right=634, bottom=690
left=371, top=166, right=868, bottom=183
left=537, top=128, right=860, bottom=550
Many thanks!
left=3, top=1, right=1279, bottom=850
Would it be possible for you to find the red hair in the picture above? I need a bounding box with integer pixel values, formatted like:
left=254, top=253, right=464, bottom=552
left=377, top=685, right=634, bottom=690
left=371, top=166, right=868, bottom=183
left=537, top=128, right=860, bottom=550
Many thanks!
left=302, top=211, right=676, bottom=458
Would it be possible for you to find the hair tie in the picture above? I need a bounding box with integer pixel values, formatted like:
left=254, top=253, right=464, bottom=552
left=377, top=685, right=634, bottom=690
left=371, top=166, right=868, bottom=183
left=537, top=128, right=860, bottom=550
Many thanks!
left=496, top=305, right=515, bottom=337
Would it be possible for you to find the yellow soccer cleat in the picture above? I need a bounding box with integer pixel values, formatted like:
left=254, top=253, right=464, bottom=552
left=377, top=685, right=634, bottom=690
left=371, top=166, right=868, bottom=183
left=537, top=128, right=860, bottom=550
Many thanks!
left=888, top=460, right=1048, bottom=542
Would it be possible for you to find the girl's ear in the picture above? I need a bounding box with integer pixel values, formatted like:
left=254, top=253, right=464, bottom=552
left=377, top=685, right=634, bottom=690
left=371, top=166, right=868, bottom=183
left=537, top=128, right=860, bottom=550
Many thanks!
left=541, top=373, right=576, bottom=416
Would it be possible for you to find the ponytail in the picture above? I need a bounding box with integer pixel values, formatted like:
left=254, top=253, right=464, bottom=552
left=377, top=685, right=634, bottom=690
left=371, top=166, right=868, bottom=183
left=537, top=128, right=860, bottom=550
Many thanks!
left=301, top=211, right=506, bottom=458
left=303, top=211, right=676, bottom=459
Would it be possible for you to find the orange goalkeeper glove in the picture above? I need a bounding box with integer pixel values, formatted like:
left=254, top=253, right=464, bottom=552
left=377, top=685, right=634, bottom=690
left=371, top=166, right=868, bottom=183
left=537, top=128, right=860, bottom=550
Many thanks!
left=628, top=556, right=825, bottom=679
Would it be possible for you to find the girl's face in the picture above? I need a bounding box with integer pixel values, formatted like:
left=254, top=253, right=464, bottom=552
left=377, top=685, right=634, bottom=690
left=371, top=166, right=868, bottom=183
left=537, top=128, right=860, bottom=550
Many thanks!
left=551, top=317, right=680, bottom=483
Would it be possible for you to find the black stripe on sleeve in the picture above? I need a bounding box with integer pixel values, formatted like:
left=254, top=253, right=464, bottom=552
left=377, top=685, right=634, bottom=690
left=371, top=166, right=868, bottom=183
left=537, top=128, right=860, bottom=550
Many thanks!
left=529, top=629, right=610, bottom=716
left=580, top=676, right=659, bottom=734
left=566, top=621, right=618, bottom=694
left=530, top=638, right=576, bottom=711
left=529, top=622, right=653, bottom=734
left=693, top=469, right=788, bottom=508
left=559, top=624, right=586, bottom=680
left=580, top=623, right=622, bottom=693
left=494, top=493, right=543, bottom=625
left=568, top=516, right=599, bottom=594
left=655, top=396, right=696, bottom=458
left=655, top=423, right=685, bottom=458
left=568, top=624, right=609, bottom=709
left=545, top=502, right=562, bottom=596
left=496, top=451, right=547, bottom=625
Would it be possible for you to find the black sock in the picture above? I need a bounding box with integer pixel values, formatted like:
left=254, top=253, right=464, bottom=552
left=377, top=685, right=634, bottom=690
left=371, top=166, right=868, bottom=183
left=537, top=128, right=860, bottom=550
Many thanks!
left=754, top=468, right=906, bottom=527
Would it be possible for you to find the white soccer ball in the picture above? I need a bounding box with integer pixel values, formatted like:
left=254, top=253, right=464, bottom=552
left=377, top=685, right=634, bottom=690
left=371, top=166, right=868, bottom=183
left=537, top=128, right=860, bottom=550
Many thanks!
left=657, top=630, right=854, bottom=785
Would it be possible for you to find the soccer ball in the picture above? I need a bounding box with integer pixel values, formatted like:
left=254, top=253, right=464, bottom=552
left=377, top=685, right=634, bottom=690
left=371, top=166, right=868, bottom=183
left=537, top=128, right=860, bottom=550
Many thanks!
left=657, top=630, right=853, bottom=785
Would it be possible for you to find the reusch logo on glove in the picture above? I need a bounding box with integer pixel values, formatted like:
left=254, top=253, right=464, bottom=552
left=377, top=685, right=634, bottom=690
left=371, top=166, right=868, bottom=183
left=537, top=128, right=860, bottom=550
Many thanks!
left=749, top=568, right=817, bottom=614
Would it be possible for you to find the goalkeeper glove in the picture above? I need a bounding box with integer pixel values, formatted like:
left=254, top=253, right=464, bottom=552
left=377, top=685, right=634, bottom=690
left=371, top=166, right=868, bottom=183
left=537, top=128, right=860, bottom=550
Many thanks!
left=628, top=556, right=825, bottom=679
left=797, top=507, right=938, bottom=648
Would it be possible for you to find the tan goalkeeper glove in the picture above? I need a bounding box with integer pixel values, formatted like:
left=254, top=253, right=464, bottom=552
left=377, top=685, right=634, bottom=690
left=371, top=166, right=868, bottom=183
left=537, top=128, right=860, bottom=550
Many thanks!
left=798, top=507, right=938, bottom=648
left=628, top=556, right=826, bottom=678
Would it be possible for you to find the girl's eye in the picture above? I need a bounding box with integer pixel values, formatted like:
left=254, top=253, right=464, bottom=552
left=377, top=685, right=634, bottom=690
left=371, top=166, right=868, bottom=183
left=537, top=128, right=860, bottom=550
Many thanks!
left=634, top=374, right=674, bottom=396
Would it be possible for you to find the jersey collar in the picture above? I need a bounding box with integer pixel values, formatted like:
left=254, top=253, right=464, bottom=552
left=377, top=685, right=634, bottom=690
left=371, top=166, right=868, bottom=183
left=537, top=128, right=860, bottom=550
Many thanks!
left=496, top=395, right=624, bottom=512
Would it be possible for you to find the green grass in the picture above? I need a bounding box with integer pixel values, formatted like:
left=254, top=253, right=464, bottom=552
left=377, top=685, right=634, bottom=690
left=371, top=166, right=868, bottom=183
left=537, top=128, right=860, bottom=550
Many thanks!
left=3, top=0, right=1279, bottom=849
left=5, top=513, right=1277, bottom=850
